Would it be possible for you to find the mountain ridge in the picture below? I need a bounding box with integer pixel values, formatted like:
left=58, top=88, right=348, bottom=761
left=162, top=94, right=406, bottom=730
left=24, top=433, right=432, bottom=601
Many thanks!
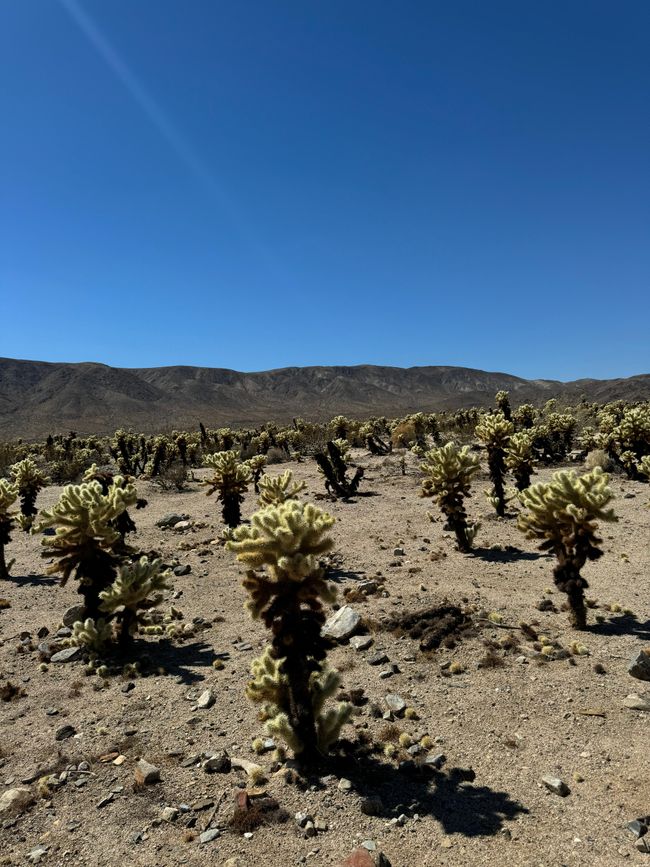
left=1, top=357, right=648, bottom=439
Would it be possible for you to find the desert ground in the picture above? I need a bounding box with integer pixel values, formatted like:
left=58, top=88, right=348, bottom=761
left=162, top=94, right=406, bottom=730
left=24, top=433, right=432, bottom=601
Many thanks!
left=1, top=450, right=648, bottom=867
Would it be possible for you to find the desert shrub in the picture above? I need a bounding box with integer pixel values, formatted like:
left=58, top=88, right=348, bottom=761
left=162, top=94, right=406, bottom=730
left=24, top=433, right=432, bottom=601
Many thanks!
left=517, top=467, right=617, bottom=629
left=475, top=412, right=514, bottom=516
left=584, top=449, right=612, bottom=472
left=0, top=479, right=18, bottom=580
left=152, top=462, right=189, bottom=492
left=420, top=442, right=480, bottom=552
left=227, top=500, right=352, bottom=762
left=203, top=450, right=251, bottom=528
left=265, top=446, right=288, bottom=465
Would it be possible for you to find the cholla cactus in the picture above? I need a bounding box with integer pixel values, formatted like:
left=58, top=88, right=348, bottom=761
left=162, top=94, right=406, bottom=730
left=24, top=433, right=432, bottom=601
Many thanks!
left=495, top=390, right=512, bottom=421
left=475, top=413, right=514, bottom=516
left=257, top=470, right=306, bottom=507
left=0, top=479, right=19, bottom=580
left=517, top=467, right=617, bottom=629
left=99, top=556, right=172, bottom=651
left=513, top=403, right=536, bottom=430
left=82, top=464, right=146, bottom=546
left=203, top=451, right=251, bottom=528
left=505, top=432, right=536, bottom=491
left=246, top=455, right=267, bottom=494
left=227, top=500, right=352, bottom=761
left=34, top=479, right=137, bottom=619
left=315, top=441, right=363, bottom=499
left=10, top=458, right=48, bottom=530
left=68, top=617, right=113, bottom=655
left=359, top=422, right=391, bottom=456
left=638, top=455, right=650, bottom=481
left=614, top=405, right=650, bottom=477
left=420, top=443, right=480, bottom=552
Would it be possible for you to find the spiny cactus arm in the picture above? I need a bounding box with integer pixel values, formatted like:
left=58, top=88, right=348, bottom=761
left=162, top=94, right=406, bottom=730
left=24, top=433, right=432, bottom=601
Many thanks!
left=0, top=480, right=19, bottom=516
left=257, top=470, right=307, bottom=506
left=68, top=617, right=113, bottom=653
left=99, top=557, right=173, bottom=613
left=316, top=702, right=353, bottom=751
left=265, top=711, right=303, bottom=753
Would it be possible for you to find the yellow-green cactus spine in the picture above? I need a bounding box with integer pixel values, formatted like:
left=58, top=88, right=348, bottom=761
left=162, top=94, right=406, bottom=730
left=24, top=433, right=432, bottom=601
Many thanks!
left=0, top=479, right=19, bottom=580
left=10, top=458, right=48, bottom=531
left=34, top=478, right=137, bottom=620
left=517, top=467, right=617, bottom=629
left=475, top=412, right=514, bottom=517
left=203, top=450, right=251, bottom=527
left=246, top=454, right=267, bottom=494
left=505, top=431, right=536, bottom=491
left=420, top=443, right=480, bottom=552
left=495, top=390, right=512, bottom=421
left=227, top=500, right=351, bottom=762
left=257, top=470, right=307, bottom=507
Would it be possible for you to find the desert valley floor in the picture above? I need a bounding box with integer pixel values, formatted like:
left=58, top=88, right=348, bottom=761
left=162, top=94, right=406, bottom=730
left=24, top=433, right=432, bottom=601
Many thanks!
left=1, top=450, right=649, bottom=867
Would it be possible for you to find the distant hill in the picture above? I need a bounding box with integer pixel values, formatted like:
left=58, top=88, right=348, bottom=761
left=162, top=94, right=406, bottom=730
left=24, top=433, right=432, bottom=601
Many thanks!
left=0, top=357, right=648, bottom=439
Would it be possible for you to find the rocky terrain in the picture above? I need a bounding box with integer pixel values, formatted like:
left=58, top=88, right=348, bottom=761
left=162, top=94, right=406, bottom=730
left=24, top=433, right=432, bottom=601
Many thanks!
left=1, top=356, right=649, bottom=438
left=0, top=451, right=649, bottom=866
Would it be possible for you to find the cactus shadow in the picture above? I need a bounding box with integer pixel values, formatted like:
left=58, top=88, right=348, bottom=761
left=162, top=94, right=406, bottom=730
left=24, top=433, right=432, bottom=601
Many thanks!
left=586, top=615, right=650, bottom=641
left=470, top=547, right=545, bottom=563
left=143, top=638, right=218, bottom=684
left=332, top=753, right=528, bottom=837
left=4, top=572, right=58, bottom=587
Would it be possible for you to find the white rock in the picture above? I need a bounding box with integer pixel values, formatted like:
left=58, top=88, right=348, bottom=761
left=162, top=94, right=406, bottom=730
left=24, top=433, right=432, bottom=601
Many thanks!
left=323, top=606, right=360, bottom=641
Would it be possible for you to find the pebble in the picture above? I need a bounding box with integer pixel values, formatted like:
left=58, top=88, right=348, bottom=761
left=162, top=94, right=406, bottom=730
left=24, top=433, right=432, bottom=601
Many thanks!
left=338, top=778, right=353, bottom=792
left=542, top=775, right=570, bottom=797
left=628, top=650, right=650, bottom=682
left=197, top=689, right=215, bottom=709
left=384, top=694, right=407, bottom=715
left=322, top=606, right=361, bottom=641
left=55, top=724, right=76, bottom=741
left=161, top=806, right=179, bottom=822
left=199, top=828, right=221, bottom=844
left=623, top=693, right=650, bottom=711
left=203, top=751, right=231, bottom=773
left=156, top=513, right=189, bottom=528
left=174, top=564, right=192, bottom=576
left=368, top=651, right=389, bottom=666
left=349, top=636, right=373, bottom=652
left=96, top=794, right=114, bottom=808
left=134, top=759, right=160, bottom=786
left=0, top=787, right=34, bottom=815
left=50, top=647, right=81, bottom=664
left=26, top=846, right=48, bottom=864
left=62, top=604, right=86, bottom=627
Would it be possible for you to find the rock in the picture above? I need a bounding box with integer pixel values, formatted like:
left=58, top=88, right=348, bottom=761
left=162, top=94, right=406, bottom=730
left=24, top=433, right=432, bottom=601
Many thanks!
left=0, top=787, right=34, bottom=815
left=368, top=652, right=389, bottom=666
left=393, top=547, right=405, bottom=556
left=203, top=751, right=231, bottom=773
left=174, top=564, right=192, bottom=576
left=62, top=604, right=86, bottom=627
left=338, top=777, right=353, bottom=792
left=96, top=793, right=114, bottom=808
left=50, top=647, right=81, bottom=664
left=197, top=689, right=215, bottom=709
left=360, top=796, right=384, bottom=816
left=322, top=606, right=360, bottom=641
left=199, top=828, right=221, bottom=844
left=295, top=811, right=314, bottom=828
left=629, top=649, right=650, bottom=681
left=340, top=849, right=375, bottom=867
left=134, top=759, right=160, bottom=785
left=27, top=845, right=48, bottom=863
left=233, top=641, right=253, bottom=651
left=55, top=724, right=76, bottom=741
left=156, top=513, right=189, bottom=528
left=542, top=775, right=570, bottom=797
left=231, top=757, right=264, bottom=779
left=350, top=635, right=373, bottom=652
left=359, top=580, right=378, bottom=595
left=222, top=860, right=245, bottom=867
left=627, top=819, right=648, bottom=838
left=384, top=694, right=407, bottom=715
left=424, top=753, right=446, bottom=770
left=161, top=806, right=179, bottom=822
left=623, top=693, right=650, bottom=711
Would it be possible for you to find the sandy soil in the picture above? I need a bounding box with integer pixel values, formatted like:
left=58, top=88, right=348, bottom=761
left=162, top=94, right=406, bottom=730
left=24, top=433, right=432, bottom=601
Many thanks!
left=1, top=450, right=648, bottom=867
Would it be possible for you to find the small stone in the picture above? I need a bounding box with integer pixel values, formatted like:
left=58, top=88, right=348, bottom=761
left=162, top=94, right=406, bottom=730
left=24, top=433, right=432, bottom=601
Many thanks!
left=542, top=775, right=570, bottom=796
left=361, top=840, right=377, bottom=852
left=203, top=751, right=231, bottom=773
left=113, top=755, right=126, bottom=766
left=173, top=520, right=192, bottom=531
left=314, top=818, right=328, bottom=832
left=425, top=753, right=446, bottom=769
left=62, top=604, right=86, bottom=627
left=350, top=635, right=373, bottom=652
left=55, top=724, right=76, bottom=741
left=360, top=796, right=384, bottom=816
left=322, top=606, right=361, bottom=641
left=295, top=811, right=314, bottom=828
left=384, top=694, right=407, bottom=715
left=231, top=757, right=264, bottom=779
left=338, top=777, right=353, bottom=792
left=174, top=564, right=192, bottom=576
left=96, top=793, right=114, bottom=808
left=134, top=759, right=160, bottom=785
left=393, top=547, right=405, bottom=556
left=121, top=682, right=135, bottom=694
left=156, top=513, right=189, bottom=528
left=27, top=845, right=48, bottom=863
left=45, top=707, right=58, bottom=716
left=627, top=819, right=648, bottom=838
left=161, top=806, right=179, bottom=822
left=623, top=693, right=650, bottom=711
left=50, top=647, right=81, bottom=664
left=628, top=650, right=650, bottom=681
left=199, top=828, right=220, bottom=844
left=197, top=689, right=215, bottom=709
left=0, top=787, right=34, bottom=815
left=233, top=641, right=253, bottom=651
left=368, top=652, right=389, bottom=666
left=303, top=820, right=317, bottom=837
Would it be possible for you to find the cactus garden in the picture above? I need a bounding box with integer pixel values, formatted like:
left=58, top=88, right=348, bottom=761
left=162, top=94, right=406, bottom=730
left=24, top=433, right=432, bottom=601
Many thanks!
left=0, top=399, right=648, bottom=866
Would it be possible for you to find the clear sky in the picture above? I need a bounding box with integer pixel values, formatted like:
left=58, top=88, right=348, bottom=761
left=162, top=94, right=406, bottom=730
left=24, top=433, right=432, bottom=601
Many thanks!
left=1, top=1, right=648, bottom=380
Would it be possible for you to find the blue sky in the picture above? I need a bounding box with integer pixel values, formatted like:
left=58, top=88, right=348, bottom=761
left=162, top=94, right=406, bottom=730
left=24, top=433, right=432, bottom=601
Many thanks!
left=1, top=1, right=648, bottom=380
